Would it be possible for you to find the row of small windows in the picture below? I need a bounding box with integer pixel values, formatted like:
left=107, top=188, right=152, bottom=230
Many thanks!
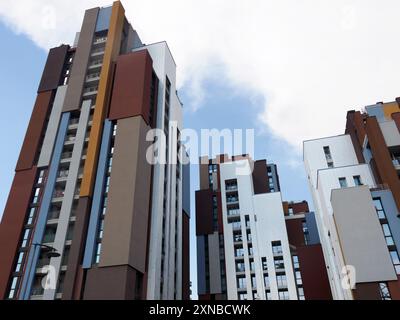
left=338, top=175, right=362, bottom=188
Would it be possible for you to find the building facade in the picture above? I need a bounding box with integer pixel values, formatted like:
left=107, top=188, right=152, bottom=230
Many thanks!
left=0, top=1, right=190, bottom=300
left=303, top=99, right=400, bottom=300
left=196, top=155, right=331, bottom=300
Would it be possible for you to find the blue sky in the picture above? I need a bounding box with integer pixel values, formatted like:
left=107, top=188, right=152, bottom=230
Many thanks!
left=0, top=21, right=313, bottom=298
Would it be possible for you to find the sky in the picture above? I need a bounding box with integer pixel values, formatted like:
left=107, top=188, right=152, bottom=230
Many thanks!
left=0, top=0, right=400, bottom=299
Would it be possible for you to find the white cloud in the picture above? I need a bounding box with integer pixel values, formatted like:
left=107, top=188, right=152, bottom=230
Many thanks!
left=1, top=0, right=400, bottom=149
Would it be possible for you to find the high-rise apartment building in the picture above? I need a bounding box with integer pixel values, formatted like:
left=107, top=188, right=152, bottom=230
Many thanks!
left=0, top=1, right=190, bottom=300
left=304, top=99, right=400, bottom=300
left=196, top=155, right=331, bottom=300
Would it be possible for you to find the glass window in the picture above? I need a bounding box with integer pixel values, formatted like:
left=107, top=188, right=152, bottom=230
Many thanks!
left=37, top=170, right=45, bottom=184
left=278, top=290, right=290, bottom=300
left=292, top=255, right=300, bottom=269
left=382, top=224, right=392, bottom=237
left=276, top=274, right=287, bottom=287
left=264, top=275, right=270, bottom=287
left=353, top=175, right=362, bottom=186
left=274, top=259, right=285, bottom=270
left=237, top=276, right=246, bottom=289
left=15, top=252, right=24, bottom=273
left=288, top=208, right=294, bottom=216
left=373, top=197, right=386, bottom=220
left=379, top=282, right=391, bottom=300
left=298, top=287, right=305, bottom=300
left=338, top=177, right=347, bottom=188
left=8, top=277, right=18, bottom=299
left=21, top=229, right=30, bottom=248
left=390, top=250, right=400, bottom=265
left=295, top=271, right=303, bottom=285
left=266, top=291, right=272, bottom=300
left=27, top=207, right=36, bottom=225
left=238, top=293, right=247, bottom=300
left=272, top=242, right=283, bottom=255
left=32, top=188, right=41, bottom=204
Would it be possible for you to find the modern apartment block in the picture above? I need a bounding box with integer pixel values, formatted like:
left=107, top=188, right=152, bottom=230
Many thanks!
left=196, top=154, right=331, bottom=300
left=303, top=99, right=400, bottom=300
left=0, top=1, right=190, bottom=300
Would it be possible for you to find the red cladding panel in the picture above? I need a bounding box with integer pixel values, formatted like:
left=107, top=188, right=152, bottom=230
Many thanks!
left=297, top=245, right=332, bottom=300
left=16, top=91, right=54, bottom=171
left=0, top=167, right=37, bottom=298
left=108, top=50, right=153, bottom=124
left=196, top=189, right=214, bottom=236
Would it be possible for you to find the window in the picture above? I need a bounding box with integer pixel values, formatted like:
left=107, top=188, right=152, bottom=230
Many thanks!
left=382, top=224, right=395, bottom=246
left=37, top=170, right=45, bottom=184
left=276, top=274, right=287, bottom=287
left=21, top=229, right=30, bottom=248
left=262, top=257, right=268, bottom=271
left=278, top=290, right=290, bottom=300
left=272, top=241, right=283, bottom=256
left=266, top=291, right=272, bottom=300
left=389, top=250, right=400, bottom=274
left=264, top=275, right=270, bottom=287
left=237, top=276, right=246, bottom=289
left=353, top=175, right=362, bottom=186
left=251, top=275, right=256, bottom=288
left=15, top=252, right=24, bottom=273
left=238, top=293, right=247, bottom=300
left=292, top=255, right=300, bottom=269
left=338, top=177, right=347, bottom=188
left=236, top=262, right=245, bottom=272
left=295, top=271, right=303, bottom=285
left=235, top=247, right=244, bottom=257
left=8, top=277, right=18, bottom=299
left=32, top=188, right=41, bottom=204
left=27, top=207, right=36, bottom=225
left=288, top=207, right=294, bottom=216
left=379, top=282, right=392, bottom=300
left=373, top=198, right=386, bottom=219
left=274, top=259, right=285, bottom=270
left=323, top=146, right=334, bottom=167
left=249, top=260, right=255, bottom=271
left=298, top=287, right=305, bottom=300
left=302, top=221, right=310, bottom=245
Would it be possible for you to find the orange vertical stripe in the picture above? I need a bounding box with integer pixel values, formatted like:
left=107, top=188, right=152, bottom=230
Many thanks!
left=80, top=1, right=125, bottom=197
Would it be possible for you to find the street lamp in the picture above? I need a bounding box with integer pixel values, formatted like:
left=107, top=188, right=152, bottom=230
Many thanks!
left=32, top=243, right=61, bottom=258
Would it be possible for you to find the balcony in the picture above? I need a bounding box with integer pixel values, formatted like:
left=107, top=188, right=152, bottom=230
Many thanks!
left=93, top=37, right=107, bottom=45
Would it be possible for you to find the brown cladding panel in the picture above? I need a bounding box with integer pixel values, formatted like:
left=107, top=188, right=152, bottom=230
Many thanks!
left=38, top=45, right=69, bottom=93
left=345, top=111, right=366, bottom=164
left=366, top=117, right=400, bottom=212
left=99, top=116, right=152, bottom=272
left=182, top=213, right=190, bottom=300
left=297, top=245, right=332, bottom=300
left=108, top=50, right=153, bottom=124
left=83, top=265, right=139, bottom=300
left=0, top=167, right=37, bottom=299
left=62, top=197, right=92, bottom=300
left=16, top=91, right=54, bottom=171
left=392, top=112, right=400, bottom=134
left=291, top=201, right=309, bottom=214
left=388, top=277, right=400, bottom=300
left=63, top=7, right=99, bottom=112
left=353, top=282, right=381, bottom=300
left=252, top=160, right=269, bottom=194
left=196, top=189, right=214, bottom=236
left=285, top=219, right=305, bottom=247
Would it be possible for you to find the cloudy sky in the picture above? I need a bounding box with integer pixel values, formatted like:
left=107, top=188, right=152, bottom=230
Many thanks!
left=0, top=0, right=399, bottom=298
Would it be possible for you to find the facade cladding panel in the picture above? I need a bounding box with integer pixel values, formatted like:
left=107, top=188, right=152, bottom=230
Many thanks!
left=332, top=186, right=397, bottom=283
left=62, top=197, right=92, bottom=300
left=365, top=116, right=400, bottom=211
left=37, top=45, right=69, bottom=93
left=84, top=265, right=140, bottom=300
left=285, top=218, right=306, bottom=247
left=195, top=189, right=214, bottom=236
left=182, top=213, right=190, bottom=300
left=297, top=245, right=332, bottom=300
left=0, top=167, right=37, bottom=299
left=80, top=1, right=125, bottom=197
left=16, top=91, right=54, bottom=171
left=108, top=50, right=154, bottom=125
left=252, top=160, right=269, bottom=194
left=63, top=7, right=99, bottom=112
left=99, top=116, right=152, bottom=272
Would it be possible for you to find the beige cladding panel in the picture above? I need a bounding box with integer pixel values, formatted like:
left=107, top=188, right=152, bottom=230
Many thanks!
left=331, top=186, right=397, bottom=283
left=99, top=116, right=152, bottom=273
left=63, top=7, right=99, bottom=112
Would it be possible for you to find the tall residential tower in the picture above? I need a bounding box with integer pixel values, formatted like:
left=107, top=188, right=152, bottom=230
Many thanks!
left=0, top=1, right=190, bottom=300
left=196, top=155, right=331, bottom=300
left=304, top=99, right=400, bottom=300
